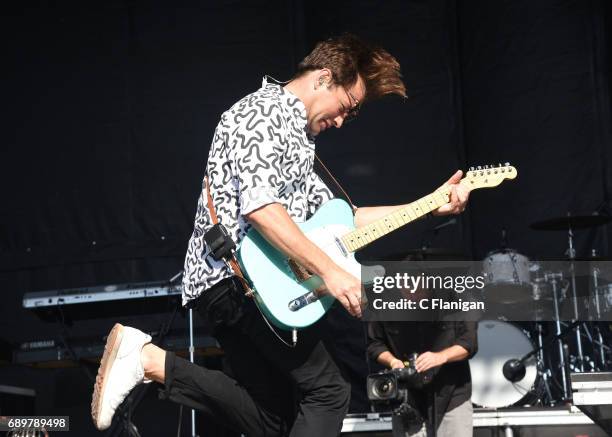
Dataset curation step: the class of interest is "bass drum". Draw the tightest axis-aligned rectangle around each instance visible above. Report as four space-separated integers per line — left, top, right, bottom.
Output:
471 320 538 408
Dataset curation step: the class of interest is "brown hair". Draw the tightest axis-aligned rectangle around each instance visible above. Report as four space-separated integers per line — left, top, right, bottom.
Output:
295 34 406 101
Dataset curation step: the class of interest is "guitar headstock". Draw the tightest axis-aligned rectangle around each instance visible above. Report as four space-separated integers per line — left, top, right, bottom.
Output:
463 163 517 189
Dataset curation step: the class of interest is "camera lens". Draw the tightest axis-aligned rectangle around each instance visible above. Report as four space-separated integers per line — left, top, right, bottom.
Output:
372 377 395 399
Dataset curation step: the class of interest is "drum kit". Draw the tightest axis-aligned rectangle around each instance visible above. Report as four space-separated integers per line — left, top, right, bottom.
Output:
471 212 612 409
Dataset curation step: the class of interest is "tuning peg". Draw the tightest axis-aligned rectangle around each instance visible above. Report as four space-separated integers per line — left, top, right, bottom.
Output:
469 166 474 171
504 162 510 166
477 166 482 170
498 162 502 167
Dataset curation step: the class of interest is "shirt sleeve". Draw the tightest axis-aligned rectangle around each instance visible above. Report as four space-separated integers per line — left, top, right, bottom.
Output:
367 321 391 364
306 171 335 217
453 321 478 359
228 101 289 216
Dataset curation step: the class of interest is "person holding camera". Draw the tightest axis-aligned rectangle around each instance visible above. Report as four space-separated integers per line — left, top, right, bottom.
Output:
367 321 478 437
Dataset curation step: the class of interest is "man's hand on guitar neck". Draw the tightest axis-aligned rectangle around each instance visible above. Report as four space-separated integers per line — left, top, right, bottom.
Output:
353 170 471 228
431 170 471 216
246 203 363 318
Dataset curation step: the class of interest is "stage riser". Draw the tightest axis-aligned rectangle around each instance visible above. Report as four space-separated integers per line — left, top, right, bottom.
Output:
342 424 608 437
341 409 609 436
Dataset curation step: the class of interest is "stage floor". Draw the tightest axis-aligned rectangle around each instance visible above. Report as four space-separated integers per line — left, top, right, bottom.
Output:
342 406 610 436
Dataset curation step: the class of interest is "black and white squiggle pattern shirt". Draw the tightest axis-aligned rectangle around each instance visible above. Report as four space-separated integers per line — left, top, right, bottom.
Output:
182 77 334 305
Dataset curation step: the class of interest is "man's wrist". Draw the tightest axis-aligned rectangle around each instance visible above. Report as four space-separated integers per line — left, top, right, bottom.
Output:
389 358 402 368
437 351 449 365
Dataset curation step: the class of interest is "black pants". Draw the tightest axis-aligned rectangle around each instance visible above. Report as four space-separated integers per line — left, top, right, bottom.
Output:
159 278 351 437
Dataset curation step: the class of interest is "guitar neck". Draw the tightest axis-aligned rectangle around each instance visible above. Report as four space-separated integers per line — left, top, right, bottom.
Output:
341 184 458 253
339 164 517 252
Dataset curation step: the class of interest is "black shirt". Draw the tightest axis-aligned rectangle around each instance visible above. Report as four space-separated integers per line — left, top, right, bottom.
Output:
366 321 478 430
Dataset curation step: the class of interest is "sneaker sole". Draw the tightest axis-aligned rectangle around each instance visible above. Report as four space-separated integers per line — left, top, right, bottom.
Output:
91 323 124 430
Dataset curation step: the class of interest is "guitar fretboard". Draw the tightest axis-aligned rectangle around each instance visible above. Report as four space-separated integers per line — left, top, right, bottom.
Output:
341 186 454 252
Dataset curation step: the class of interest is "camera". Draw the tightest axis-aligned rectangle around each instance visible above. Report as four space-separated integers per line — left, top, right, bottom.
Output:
367 353 432 404
367 367 414 403
367 354 433 433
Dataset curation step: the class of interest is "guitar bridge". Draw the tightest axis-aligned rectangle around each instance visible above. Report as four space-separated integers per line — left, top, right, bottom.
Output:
288 291 319 312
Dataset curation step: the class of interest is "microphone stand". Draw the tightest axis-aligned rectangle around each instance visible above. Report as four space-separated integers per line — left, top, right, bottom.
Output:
171 270 197 437
503 321 579 402
420 218 457 254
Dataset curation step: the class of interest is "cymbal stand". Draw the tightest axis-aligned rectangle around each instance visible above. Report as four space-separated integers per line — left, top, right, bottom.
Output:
590 266 607 369
546 272 571 400
566 214 585 371
535 322 554 405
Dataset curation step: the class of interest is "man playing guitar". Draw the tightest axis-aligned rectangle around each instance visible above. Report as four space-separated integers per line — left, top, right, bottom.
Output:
91 34 471 436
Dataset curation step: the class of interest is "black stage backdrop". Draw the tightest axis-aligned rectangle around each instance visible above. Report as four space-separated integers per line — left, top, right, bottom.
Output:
2 0 612 435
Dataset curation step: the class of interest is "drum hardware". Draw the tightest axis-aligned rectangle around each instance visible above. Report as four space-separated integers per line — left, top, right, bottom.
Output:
604 284 612 311
567 221 585 372
530 214 612 231
419 217 458 253
478 246 576 405
383 247 469 261
479 249 611 405
562 343 573 403
545 272 572 400
502 321 580 403
591 263 611 369
502 322 555 406
531 212 612 372
475 208 612 408
531 268 612 396
531 274 569 321
596 323 607 370
535 323 554 405
577 330 597 373
560 321 612 371
591 264 603 319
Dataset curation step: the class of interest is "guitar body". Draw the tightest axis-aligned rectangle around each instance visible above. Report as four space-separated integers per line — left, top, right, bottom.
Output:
237 199 360 330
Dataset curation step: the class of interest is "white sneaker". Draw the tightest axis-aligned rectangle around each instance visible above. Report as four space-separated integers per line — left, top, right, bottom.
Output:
91 323 152 430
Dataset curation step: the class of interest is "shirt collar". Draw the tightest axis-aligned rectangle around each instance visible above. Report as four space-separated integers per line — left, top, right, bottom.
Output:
262 76 308 132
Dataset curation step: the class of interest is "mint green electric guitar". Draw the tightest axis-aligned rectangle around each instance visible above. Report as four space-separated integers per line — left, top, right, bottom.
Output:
237 165 517 330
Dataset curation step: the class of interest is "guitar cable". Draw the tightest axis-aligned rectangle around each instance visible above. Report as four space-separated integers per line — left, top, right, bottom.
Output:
256 306 298 348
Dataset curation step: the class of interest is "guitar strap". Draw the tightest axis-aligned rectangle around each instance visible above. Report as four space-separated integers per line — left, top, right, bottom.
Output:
205 176 254 298
314 154 358 213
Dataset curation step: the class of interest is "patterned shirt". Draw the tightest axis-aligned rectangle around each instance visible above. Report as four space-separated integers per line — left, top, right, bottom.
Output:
182 77 334 305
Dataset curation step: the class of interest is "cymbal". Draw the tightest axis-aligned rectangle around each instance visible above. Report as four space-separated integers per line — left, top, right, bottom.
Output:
537 255 612 261
383 248 469 261
573 255 612 261
530 214 612 231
